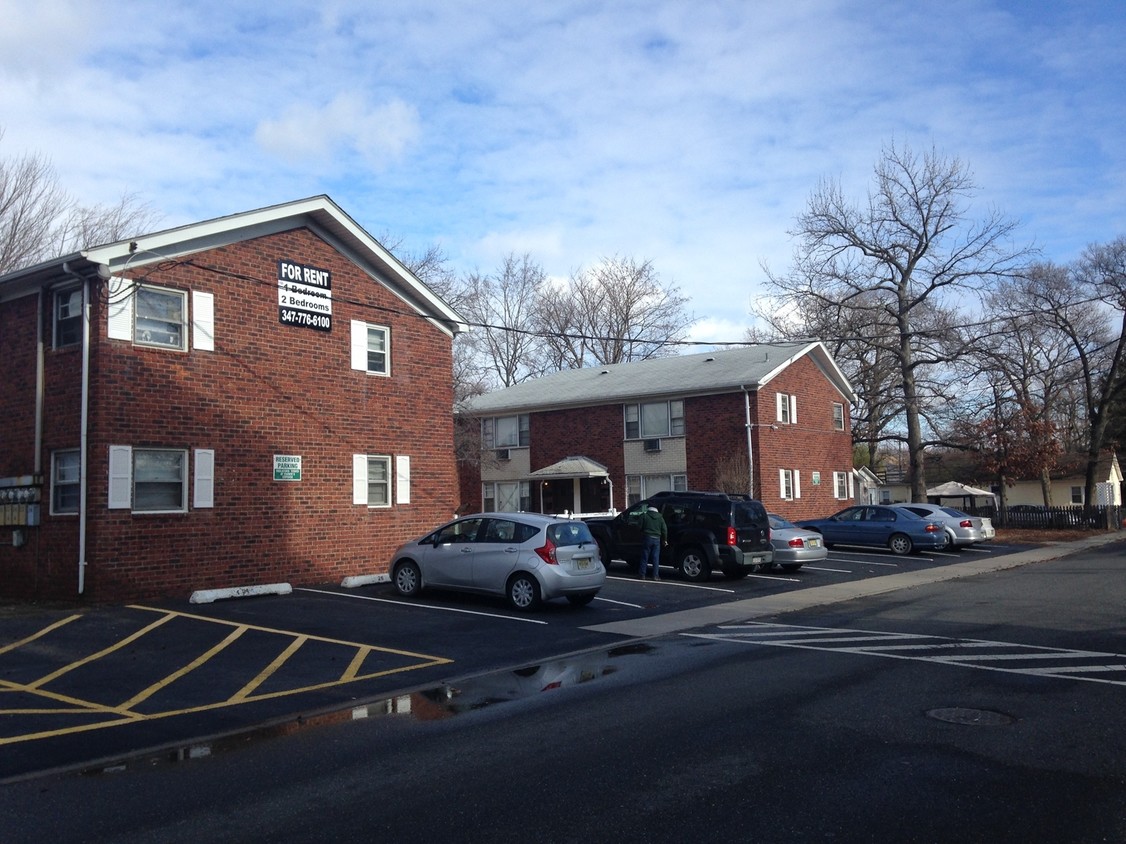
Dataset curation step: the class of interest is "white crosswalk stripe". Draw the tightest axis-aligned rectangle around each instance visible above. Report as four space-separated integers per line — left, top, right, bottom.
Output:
684 622 1126 686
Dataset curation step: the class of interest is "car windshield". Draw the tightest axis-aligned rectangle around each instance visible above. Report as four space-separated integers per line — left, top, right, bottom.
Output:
768 514 795 529
548 521 597 547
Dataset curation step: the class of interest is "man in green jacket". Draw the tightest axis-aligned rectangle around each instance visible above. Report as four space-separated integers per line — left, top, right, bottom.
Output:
638 505 667 580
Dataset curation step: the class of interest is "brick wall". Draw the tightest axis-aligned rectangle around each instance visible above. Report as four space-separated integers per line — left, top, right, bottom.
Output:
0 227 459 602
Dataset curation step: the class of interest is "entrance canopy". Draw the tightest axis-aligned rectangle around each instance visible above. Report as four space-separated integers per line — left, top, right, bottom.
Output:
528 456 613 515
926 481 997 508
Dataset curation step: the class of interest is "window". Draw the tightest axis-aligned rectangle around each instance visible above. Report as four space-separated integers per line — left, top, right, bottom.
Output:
776 393 797 425
483 481 531 512
367 456 391 507
625 400 684 439
51 450 80 513
350 320 390 375
779 469 801 501
108 446 188 512
54 288 83 348
482 415 530 449
625 473 687 505
1071 486 1083 505
832 402 845 431
134 287 187 349
833 471 853 500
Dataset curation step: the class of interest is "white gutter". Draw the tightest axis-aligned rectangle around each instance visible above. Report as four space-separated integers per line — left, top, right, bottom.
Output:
741 385 754 498
62 263 91 595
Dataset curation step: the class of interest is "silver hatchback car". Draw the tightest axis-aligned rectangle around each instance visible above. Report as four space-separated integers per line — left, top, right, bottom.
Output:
390 513 606 610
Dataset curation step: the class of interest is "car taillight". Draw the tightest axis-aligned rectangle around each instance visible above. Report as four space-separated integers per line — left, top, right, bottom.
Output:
925 524 941 533
959 520 973 528
788 537 804 548
726 526 737 546
535 539 558 564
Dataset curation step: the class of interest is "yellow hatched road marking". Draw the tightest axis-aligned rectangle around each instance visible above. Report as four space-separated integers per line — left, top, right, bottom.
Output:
230 635 308 702
0 614 83 656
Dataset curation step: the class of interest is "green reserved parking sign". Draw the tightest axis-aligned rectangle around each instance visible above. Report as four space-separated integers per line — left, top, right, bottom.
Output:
273 454 302 481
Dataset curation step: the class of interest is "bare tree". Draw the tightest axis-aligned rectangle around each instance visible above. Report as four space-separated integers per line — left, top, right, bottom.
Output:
1 129 160 273
1007 241 1126 510
763 142 1028 501
537 255 692 370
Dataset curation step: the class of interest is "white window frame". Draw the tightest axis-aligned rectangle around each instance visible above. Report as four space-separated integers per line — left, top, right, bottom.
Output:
833 471 853 500
776 393 798 425
51 449 81 514
625 473 688 505
107 279 188 351
832 402 845 431
350 320 391 376
108 446 188 513
54 287 83 348
1070 485 1083 505
353 454 393 508
483 414 530 449
483 480 531 513
624 400 684 439
779 468 801 501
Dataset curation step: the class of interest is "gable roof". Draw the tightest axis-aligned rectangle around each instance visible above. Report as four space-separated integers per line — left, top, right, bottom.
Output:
0 195 468 335
464 341 856 415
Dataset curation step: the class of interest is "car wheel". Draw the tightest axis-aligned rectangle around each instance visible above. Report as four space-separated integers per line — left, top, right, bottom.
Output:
780 563 803 572
596 542 612 570
945 530 958 550
507 572 541 611
677 547 709 582
888 533 914 555
393 560 422 597
567 593 596 607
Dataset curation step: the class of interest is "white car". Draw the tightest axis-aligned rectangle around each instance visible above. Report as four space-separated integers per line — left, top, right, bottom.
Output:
768 514 828 571
891 504 995 548
390 513 605 610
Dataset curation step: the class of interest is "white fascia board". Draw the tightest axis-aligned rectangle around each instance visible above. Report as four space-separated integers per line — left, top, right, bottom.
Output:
755 341 858 405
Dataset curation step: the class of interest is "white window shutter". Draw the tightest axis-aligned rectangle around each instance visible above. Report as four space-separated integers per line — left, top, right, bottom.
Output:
789 395 798 425
194 449 215 508
778 468 786 498
108 445 132 509
848 471 855 499
396 455 411 504
192 291 215 351
350 321 368 371
794 470 801 499
107 277 134 341
352 454 368 505
775 393 784 422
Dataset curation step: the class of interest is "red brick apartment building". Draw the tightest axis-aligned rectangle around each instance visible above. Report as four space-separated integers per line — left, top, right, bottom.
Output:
0 196 467 602
459 343 857 520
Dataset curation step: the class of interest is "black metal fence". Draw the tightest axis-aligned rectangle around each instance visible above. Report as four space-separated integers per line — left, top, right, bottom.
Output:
964 505 1122 530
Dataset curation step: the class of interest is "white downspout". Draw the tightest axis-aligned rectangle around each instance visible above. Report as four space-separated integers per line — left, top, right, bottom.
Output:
742 385 754 498
63 263 90 595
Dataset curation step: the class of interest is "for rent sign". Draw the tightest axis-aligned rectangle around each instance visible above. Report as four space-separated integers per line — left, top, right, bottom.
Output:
278 260 332 331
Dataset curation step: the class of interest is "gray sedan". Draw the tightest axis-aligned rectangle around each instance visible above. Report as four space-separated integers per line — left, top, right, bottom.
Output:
768 514 828 571
390 512 606 610
891 503 996 548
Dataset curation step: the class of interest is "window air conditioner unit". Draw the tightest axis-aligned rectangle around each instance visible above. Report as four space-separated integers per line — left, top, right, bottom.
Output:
643 438 662 453
495 449 511 461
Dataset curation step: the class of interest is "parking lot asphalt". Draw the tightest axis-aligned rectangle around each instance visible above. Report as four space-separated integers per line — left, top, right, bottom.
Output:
2 532 1123 783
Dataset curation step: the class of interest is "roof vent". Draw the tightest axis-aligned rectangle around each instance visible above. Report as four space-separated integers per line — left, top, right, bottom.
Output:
600 369 610 375
705 356 715 362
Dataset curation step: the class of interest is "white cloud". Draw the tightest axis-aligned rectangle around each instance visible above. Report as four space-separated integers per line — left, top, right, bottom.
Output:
255 94 420 169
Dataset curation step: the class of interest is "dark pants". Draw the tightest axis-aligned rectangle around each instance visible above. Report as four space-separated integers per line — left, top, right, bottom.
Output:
640 535 661 578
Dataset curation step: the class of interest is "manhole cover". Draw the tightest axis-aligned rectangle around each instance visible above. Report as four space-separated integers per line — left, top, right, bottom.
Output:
926 707 1015 726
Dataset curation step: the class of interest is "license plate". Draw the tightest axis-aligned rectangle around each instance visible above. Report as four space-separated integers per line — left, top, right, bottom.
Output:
809 538 821 547
750 556 763 564
576 558 591 570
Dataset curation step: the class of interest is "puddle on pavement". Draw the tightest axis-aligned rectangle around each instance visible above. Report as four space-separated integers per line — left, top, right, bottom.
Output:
81 642 660 778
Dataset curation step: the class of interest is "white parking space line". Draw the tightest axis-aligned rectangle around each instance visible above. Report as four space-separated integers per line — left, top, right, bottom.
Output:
607 576 736 593
828 556 900 567
295 588 548 625
595 596 645 608
803 565 852 573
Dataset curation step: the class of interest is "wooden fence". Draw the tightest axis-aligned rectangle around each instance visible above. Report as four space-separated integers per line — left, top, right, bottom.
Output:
965 505 1122 530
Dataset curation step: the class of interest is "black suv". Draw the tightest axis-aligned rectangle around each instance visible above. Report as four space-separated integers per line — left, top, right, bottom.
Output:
582 491 774 581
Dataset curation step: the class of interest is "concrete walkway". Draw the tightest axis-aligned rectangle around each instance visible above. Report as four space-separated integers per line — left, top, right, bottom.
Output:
584 533 1126 638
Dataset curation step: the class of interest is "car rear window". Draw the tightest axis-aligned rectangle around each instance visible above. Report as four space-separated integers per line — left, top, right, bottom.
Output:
548 521 597 547
732 500 767 527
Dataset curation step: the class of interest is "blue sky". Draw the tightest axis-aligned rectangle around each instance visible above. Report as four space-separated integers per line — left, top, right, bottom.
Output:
1 0 1123 344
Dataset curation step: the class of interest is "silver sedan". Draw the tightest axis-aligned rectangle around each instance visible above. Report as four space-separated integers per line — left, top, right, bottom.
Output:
891 503 996 548
768 514 828 571
390 512 606 610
